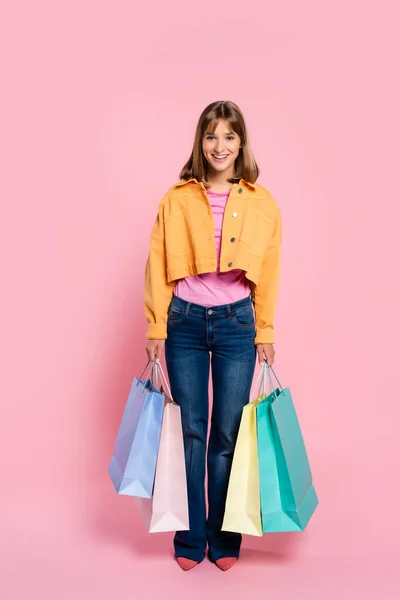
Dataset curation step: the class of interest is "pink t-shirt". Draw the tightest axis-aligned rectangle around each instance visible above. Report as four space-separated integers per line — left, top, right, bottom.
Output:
173 188 251 307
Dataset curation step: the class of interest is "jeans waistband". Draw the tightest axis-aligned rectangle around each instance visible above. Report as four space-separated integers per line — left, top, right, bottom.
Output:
170 293 253 317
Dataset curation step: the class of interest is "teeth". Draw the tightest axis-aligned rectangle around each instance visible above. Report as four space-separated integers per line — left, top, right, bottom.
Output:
213 155 227 159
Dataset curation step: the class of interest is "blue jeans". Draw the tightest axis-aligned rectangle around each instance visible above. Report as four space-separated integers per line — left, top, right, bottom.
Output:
165 293 257 562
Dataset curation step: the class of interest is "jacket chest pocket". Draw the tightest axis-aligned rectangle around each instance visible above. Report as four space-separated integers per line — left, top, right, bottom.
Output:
240 206 274 257
164 210 192 256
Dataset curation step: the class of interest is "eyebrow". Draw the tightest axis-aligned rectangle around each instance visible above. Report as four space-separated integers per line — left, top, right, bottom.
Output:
205 131 236 135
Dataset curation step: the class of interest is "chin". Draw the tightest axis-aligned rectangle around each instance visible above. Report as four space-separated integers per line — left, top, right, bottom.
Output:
211 160 235 172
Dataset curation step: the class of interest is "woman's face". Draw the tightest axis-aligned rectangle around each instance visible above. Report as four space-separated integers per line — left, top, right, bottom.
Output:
202 119 242 177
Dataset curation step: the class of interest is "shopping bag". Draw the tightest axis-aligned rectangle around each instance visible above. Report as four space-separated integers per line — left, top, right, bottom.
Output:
108 359 165 498
221 365 266 536
256 362 319 532
135 362 190 532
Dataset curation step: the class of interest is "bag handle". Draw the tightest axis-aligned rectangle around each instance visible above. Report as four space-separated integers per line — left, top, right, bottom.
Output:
136 357 160 392
250 360 284 401
266 362 283 394
153 360 178 405
263 361 284 400
138 358 151 381
250 359 271 400
250 363 264 400
259 361 269 398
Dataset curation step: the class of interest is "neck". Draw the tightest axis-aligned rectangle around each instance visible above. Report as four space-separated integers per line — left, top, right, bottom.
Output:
206 168 236 190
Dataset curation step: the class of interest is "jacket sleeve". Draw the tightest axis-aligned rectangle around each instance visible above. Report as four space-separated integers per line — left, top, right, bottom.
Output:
143 197 175 340
252 205 282 345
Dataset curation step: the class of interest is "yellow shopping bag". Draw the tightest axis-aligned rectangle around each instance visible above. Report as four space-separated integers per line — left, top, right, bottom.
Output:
221 366 266 537
221 404 263 535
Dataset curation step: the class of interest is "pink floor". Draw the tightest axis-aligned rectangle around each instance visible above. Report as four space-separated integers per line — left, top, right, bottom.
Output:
2 481 399 600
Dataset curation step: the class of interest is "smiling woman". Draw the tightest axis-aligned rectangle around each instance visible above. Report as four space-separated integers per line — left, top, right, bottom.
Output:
178 100 260 193
143 100 283 572
201 126 241 183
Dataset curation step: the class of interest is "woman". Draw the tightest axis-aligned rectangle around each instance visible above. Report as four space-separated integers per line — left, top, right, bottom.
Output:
144 100 282 571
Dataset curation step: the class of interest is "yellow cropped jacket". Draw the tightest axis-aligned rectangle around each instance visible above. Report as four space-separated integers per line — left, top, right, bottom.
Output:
144 177 282 345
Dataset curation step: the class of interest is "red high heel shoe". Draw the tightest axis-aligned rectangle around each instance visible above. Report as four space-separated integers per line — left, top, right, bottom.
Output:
215 557 237 571
176 557 199 571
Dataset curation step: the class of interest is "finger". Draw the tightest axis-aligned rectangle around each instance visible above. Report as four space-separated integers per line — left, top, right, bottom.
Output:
154 346 160 363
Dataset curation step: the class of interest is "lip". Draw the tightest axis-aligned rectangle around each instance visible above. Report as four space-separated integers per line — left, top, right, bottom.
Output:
212 154 229 162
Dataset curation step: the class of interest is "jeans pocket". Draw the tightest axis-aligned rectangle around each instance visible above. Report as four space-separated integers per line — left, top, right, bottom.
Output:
231 305 255 328
167 307 185 326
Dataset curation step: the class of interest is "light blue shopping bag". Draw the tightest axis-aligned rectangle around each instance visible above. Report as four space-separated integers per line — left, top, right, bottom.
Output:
256 362 318 533
108 359 165 498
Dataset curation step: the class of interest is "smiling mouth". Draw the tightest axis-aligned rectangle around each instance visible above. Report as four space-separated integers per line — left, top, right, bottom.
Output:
212 155 229 162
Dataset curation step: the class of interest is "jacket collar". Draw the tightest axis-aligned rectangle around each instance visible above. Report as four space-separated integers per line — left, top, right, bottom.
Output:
173 177 256 190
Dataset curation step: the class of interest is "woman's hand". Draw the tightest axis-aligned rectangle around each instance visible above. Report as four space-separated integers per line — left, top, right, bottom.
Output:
256 343 275 366
146 339 165 363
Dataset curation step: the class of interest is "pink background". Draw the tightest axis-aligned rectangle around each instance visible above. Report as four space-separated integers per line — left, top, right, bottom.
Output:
1 1 399 598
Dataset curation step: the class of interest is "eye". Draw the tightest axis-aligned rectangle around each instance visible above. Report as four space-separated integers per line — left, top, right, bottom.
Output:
205 135 235 141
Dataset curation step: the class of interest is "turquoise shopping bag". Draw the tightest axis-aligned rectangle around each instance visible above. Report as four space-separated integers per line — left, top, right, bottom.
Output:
256 362 318 533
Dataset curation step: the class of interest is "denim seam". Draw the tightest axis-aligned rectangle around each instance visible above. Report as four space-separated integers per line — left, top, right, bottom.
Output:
230 314 256 329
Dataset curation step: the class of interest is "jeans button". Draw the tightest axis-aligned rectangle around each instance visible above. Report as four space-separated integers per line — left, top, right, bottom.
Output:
207 309 213 315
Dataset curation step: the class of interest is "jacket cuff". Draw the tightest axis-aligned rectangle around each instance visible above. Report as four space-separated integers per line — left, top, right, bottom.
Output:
254 326 275 345
146 323 167 340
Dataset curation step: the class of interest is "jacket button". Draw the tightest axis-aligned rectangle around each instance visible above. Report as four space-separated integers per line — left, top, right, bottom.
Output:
228 262 233 267
238 187 242 193
230 237 235 242
232 212 238 217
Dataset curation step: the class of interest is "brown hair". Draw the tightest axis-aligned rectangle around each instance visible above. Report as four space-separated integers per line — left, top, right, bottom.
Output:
179 100 260 189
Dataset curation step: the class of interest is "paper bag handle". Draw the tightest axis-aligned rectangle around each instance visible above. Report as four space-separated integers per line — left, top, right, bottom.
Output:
250 360 284 400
